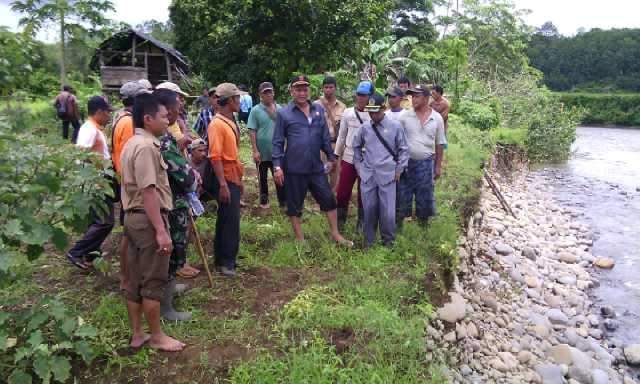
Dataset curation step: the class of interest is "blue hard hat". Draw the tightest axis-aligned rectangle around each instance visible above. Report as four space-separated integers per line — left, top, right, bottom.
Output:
355 81 374 96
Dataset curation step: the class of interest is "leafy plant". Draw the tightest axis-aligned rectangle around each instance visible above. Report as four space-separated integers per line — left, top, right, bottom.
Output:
1 298 98 384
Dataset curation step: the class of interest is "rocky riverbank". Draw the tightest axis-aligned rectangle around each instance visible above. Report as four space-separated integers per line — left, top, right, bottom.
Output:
427 170 640 384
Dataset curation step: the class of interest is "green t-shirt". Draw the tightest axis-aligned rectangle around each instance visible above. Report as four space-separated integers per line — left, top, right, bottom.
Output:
247 103 280 161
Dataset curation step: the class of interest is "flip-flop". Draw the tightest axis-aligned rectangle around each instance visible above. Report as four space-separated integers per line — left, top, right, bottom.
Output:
176 269 198 279
66 253 89 270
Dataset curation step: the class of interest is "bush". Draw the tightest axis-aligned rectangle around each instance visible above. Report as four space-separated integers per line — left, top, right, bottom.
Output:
557 92 640 126
526 97 581 163
457 100 499 130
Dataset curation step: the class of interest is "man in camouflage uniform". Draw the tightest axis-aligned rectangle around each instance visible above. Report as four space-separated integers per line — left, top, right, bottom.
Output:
155 88 198 321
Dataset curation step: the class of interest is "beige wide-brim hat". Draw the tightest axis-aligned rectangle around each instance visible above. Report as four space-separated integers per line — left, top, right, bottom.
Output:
156 81 189 97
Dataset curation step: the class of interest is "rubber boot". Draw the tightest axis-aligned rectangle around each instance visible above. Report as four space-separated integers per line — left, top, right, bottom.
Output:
337 207 348 231
161 280 191 321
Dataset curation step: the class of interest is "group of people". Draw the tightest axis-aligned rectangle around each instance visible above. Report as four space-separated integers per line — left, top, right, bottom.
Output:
58 72 448 352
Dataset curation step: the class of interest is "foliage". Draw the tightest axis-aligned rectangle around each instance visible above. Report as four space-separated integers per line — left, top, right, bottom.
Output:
526 96 582 162
0 28 38 97
528 28 640 92
392 0 439 42
170 0 396 87
454 0 531 81
457 100 499 130
0 298 99 384
135 19 175 45
0 116 111 282
557 92 640 126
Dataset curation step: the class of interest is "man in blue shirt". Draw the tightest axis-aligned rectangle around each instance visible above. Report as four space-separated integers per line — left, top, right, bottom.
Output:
238 84 253 124
272 75 352 246
193 86 217 143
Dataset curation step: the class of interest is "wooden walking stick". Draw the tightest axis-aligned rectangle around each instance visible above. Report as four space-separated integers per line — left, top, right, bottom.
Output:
182 147 214 288
188 211 214 288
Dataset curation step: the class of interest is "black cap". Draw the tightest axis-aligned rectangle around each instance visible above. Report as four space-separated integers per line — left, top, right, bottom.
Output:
87 96 113 115
364 94 386 113
385 86 404 98
406 84 431 96
259 82 274 93
290 75 310 87
322 76 337 86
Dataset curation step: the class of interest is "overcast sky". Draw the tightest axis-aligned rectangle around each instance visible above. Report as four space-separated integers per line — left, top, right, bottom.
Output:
1 0 638 41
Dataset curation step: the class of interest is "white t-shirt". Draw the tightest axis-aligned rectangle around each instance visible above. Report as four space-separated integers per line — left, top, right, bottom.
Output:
385 108 406 121
76 120 110 160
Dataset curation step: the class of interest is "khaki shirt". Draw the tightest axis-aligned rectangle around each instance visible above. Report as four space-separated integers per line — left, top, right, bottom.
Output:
314 96 346 140
120 128 173 211
400 94 413 110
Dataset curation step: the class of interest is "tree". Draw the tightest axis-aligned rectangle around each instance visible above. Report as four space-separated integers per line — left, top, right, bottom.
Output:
536 21 559 38
453 0 532 81
170 0 396 88
136 19 175 45
11 0 115 88
0 28 37 98
392 0 440 42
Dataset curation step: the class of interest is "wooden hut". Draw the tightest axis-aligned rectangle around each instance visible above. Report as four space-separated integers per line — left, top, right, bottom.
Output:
91 29 189 92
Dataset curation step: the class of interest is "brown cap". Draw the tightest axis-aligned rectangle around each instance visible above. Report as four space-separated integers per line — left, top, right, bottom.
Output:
290 75 310 87
259 82 274 93
215 83 242 98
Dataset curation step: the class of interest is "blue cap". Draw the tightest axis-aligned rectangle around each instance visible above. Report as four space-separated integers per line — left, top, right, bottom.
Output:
356 81 374 96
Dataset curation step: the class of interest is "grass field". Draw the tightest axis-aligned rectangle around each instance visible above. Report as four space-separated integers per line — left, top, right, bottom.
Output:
1 116 493 383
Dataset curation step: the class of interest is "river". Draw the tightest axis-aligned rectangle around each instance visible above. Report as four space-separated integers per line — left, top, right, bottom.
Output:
533 126 640 346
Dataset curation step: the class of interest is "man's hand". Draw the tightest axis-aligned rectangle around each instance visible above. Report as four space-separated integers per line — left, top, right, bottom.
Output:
274 168 284 187
194 171 202 186
177 136 192 150
156 229 173 256
434 164 442 180
395 171 402 182
239 182 245 197
326 161 335 173
252 150 261 165
219 184 231 204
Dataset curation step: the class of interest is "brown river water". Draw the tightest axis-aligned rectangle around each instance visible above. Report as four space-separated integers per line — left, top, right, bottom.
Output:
532 126 640 346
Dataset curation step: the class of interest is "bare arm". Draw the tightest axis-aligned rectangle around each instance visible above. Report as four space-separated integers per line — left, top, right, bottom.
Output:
334 113 348 157
212 159 230 203
435 145 444 180
248 130 260 163
142 186 172 254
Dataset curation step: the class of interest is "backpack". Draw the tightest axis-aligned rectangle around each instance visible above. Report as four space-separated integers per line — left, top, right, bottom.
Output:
55 95 69 119
200 159 219 202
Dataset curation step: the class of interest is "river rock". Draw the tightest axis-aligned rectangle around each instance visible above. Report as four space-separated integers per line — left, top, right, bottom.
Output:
443 331 456 343
591 369 609 384
481 294 500 312
603 319 619 332
557 275 577 286
601 306 616 318
623 344 640 365
456 322 468 340
495 242 515 255
523 246 537 260
568 365 592 384
594 258 615 269
518 350 533 364
549 344 593 368
437 293 466 323
535 364 565 384
467 322 479 339
547 309 570 325
525 275 540 288
557 251 579 263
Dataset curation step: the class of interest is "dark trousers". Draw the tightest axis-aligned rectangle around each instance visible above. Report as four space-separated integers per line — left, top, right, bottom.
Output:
238 111 250 124
397 158 436 223
259 161 286 206
62 119 81 143
214 182 241 269
68 195 115 261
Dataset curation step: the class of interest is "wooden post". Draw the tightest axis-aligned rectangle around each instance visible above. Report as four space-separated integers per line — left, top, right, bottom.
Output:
99 52 104 67
144 51 148 70
165 52 172 82
131 35 136 66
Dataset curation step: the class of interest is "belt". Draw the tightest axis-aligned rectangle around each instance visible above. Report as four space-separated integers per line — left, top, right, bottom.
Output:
126 208 171 215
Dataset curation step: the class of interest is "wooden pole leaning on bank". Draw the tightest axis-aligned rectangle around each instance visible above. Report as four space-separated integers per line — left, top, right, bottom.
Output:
484 172 517 218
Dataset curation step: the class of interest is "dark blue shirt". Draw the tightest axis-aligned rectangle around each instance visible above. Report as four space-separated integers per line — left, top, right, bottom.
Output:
272 101 336 174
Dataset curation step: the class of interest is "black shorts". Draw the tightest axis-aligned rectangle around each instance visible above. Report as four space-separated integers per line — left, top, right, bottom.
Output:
285 172 337 217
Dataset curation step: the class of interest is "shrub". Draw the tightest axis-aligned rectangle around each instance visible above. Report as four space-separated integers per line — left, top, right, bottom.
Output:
526 97 581 163
557 92 640 126
457 100 499 130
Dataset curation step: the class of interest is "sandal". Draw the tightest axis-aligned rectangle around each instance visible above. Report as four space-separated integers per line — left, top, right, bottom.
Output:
66 253 89 270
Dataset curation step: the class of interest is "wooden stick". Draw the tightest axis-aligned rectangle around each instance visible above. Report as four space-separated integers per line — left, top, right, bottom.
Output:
188 211 214 288
484 172 516 218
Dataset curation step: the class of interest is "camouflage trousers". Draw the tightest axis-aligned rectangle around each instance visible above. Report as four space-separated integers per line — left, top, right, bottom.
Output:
168 207 189 279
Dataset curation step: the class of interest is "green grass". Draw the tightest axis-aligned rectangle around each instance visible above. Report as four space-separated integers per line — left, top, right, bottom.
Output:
0 117 490 383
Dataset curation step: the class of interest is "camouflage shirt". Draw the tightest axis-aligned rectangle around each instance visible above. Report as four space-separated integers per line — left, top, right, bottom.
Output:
160 134 197 210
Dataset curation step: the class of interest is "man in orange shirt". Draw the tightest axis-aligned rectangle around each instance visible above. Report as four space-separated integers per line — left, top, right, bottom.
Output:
207 83 244 277
111 81 151 288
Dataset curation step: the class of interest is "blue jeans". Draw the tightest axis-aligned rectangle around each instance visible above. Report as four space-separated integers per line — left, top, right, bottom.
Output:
397 158 435 223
